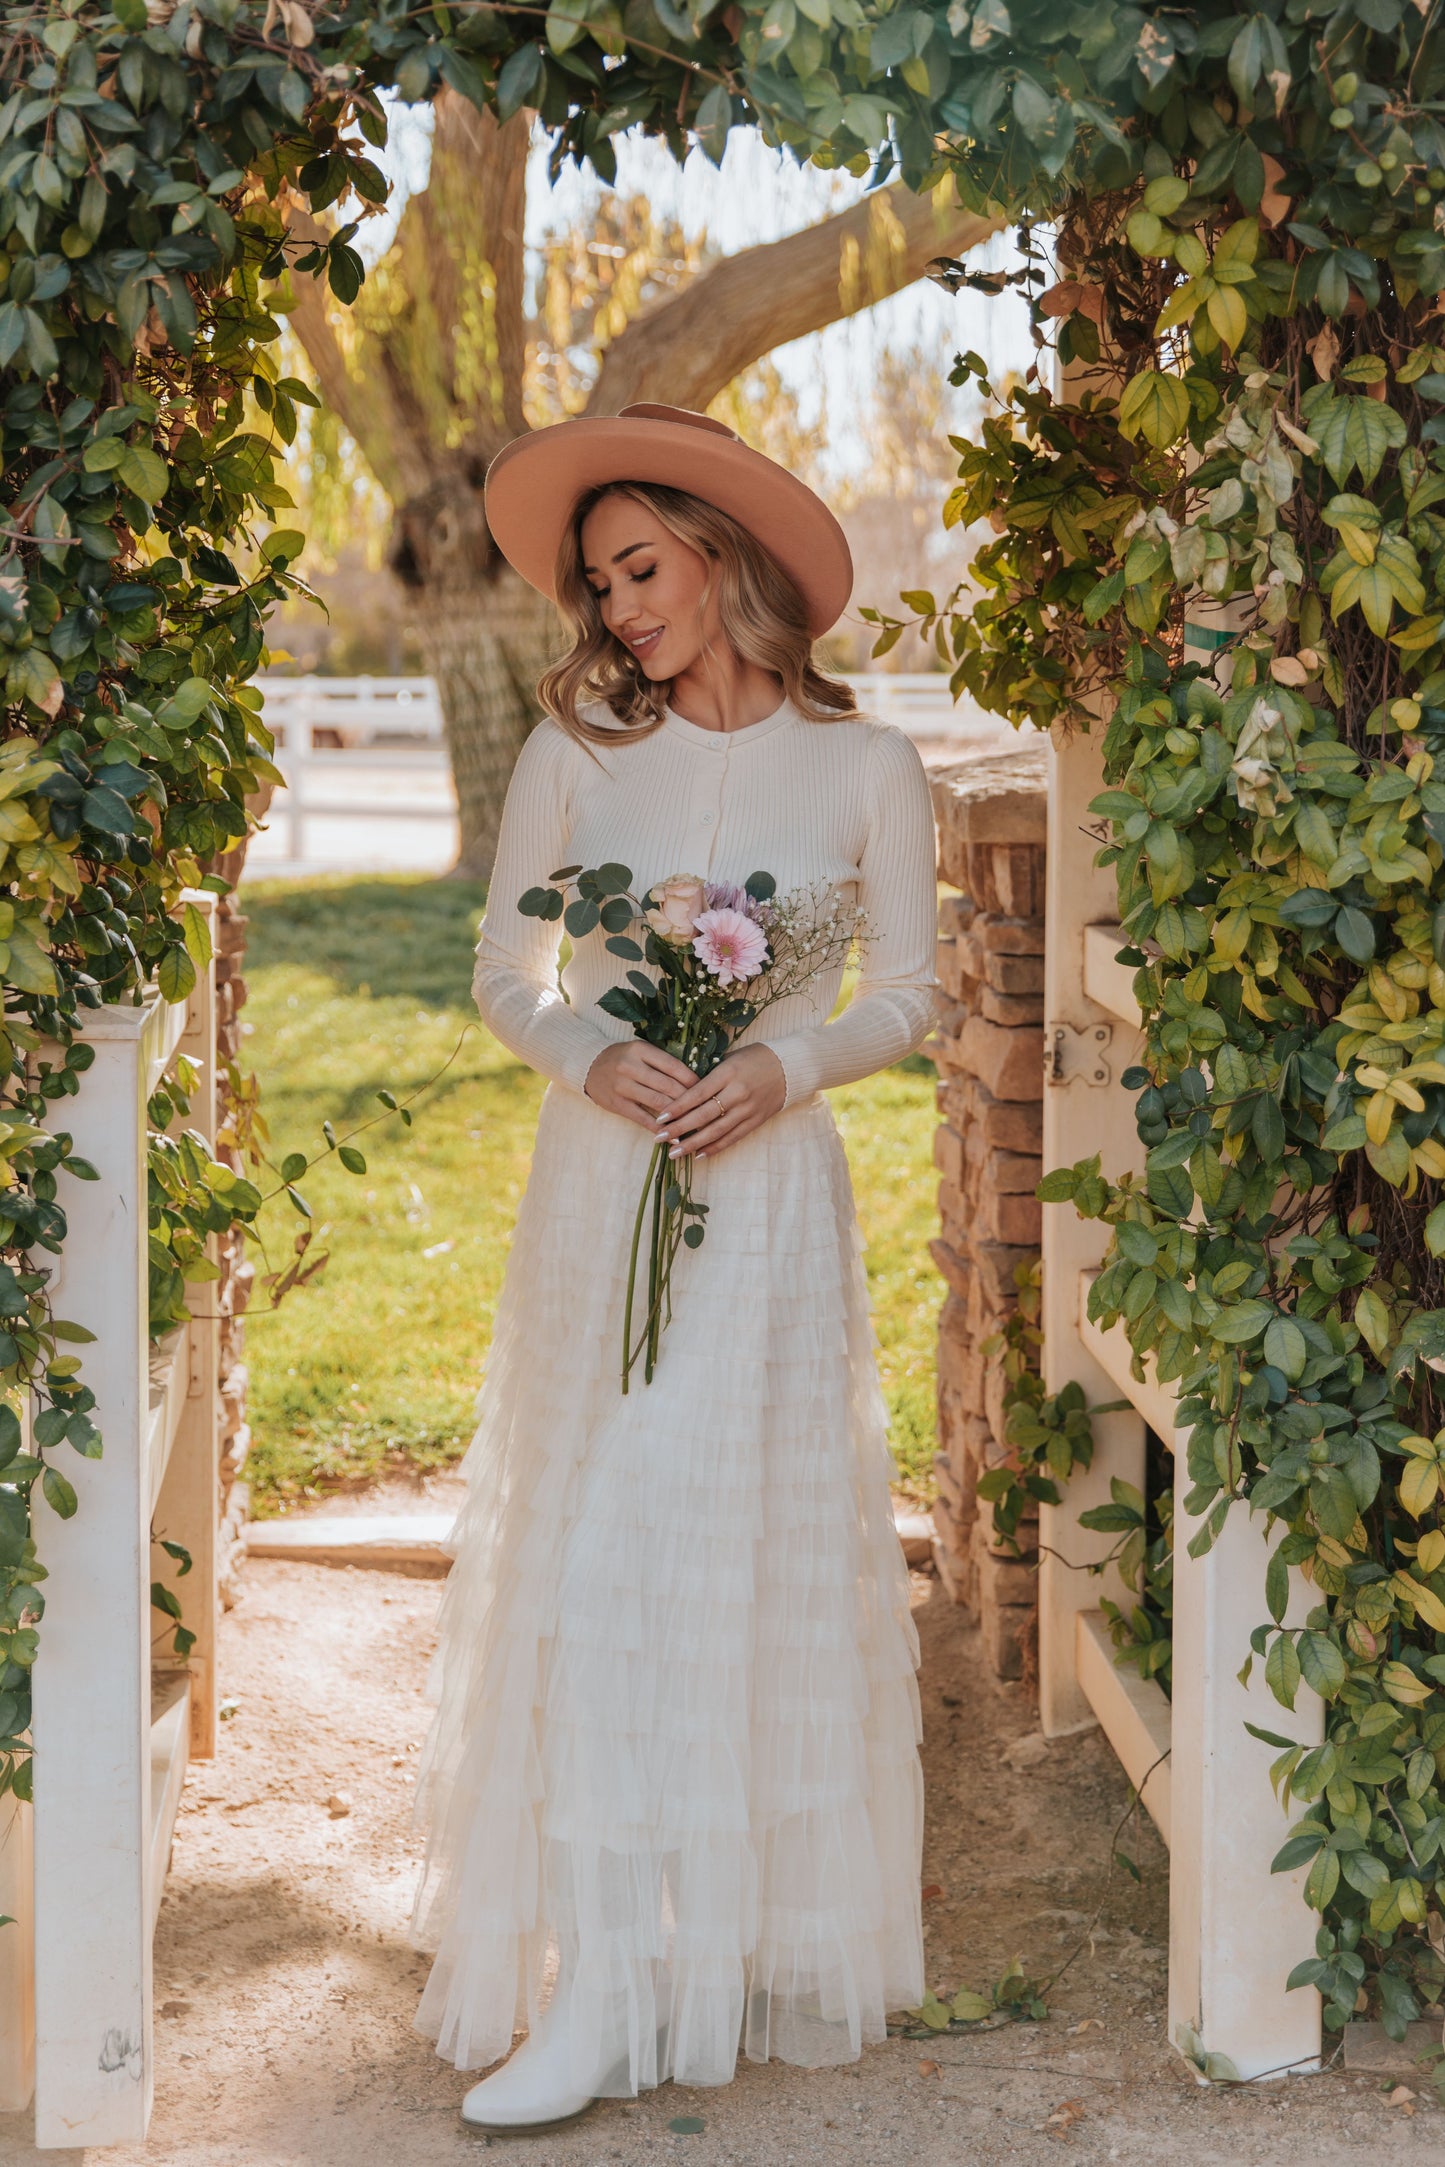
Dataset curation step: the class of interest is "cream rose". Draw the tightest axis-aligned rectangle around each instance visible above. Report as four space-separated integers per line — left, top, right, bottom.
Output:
644 873 707 945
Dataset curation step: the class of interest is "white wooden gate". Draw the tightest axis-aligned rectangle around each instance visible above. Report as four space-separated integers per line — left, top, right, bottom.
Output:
1039 728 1324 2079
0 895 219 2144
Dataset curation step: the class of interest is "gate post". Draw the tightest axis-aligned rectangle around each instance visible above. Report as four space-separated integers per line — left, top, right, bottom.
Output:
30 995 172 2146
1168 1479 1323 2077
1038 724 1149 1735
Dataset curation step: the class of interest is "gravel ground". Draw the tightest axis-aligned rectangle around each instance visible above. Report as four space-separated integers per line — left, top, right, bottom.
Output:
4 1530 1444 2166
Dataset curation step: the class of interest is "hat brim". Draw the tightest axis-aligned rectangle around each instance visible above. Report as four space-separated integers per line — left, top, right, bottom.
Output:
483 415 853 640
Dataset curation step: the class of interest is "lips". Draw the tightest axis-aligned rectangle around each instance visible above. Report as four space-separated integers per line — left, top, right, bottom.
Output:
628 626 664 656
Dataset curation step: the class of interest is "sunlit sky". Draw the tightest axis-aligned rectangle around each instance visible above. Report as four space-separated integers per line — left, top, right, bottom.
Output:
371 104 1034 484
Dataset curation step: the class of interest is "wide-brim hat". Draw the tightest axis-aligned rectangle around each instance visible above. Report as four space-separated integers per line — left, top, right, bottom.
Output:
483 404 853 639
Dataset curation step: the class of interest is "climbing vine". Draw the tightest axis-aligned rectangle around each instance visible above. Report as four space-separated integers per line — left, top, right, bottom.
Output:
1 0 1441 2055
859 0 1445 2047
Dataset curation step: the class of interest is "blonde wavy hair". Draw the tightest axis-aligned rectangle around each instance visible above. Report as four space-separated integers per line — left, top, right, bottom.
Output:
536 480 857 747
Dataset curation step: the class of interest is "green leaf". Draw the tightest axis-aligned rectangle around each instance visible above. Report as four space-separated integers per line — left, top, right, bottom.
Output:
1117 369 1190 448
41 1466 76 1519
1266 1631 1301 1710
1265 1544 1288 1624
496 42 545 120
694 82 732 165
1211 1300 1273 1345
1263 1316 1307 1381
156 944 196 1004
337 1145 366 1174
181 901 212 970
116 441 168 503
1297 1630 1347 1700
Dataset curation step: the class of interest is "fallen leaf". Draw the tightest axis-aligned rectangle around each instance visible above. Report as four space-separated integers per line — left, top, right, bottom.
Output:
1045 2096 1087 2129
1067 2017 1100 2034
918 2058 941 2078
921 1883 945 1901
326 1791 351 1818
668 2115 705 2133
1388 2085 1417 2114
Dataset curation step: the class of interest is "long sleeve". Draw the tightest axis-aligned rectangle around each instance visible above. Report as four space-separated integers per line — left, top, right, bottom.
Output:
471 722 614 1097
764 725 938 1106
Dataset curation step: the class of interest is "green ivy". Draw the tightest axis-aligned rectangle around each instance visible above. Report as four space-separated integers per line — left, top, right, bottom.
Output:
876 3 1445 2041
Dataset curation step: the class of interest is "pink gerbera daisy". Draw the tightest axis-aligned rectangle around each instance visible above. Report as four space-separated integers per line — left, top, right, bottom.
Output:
692 908 768 986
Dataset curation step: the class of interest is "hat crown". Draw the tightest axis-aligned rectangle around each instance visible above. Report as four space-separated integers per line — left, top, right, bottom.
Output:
617 402 739 443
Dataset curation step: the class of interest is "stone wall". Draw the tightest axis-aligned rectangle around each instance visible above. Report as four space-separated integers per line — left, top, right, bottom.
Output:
929 745 1049 1679
210 808 266 1608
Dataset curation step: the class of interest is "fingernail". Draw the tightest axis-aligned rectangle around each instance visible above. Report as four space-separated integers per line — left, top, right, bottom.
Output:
668 1143 683 1159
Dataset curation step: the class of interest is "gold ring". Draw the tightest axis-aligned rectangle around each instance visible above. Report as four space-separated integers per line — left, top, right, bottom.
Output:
712 1093 724 1113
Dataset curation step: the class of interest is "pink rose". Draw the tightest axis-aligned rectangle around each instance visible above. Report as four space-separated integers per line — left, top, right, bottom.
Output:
692 908 769 986
644 873 708 945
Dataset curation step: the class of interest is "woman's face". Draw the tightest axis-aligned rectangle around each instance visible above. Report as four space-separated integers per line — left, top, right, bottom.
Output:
579 493 718 681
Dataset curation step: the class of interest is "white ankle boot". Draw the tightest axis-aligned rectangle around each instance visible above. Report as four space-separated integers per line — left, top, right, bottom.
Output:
459 1974 613 2133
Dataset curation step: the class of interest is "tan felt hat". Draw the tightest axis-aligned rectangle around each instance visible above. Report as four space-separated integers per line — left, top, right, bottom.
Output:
483 404 854 638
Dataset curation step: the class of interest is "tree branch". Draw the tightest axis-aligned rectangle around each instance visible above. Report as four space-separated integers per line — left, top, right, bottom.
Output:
585 185 1006 417
283 206 426 501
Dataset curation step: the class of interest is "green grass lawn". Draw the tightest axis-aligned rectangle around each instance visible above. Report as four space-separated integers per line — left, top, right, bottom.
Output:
237 874 942 1509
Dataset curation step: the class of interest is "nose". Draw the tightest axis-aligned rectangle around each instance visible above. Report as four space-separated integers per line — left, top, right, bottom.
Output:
608 588 644 632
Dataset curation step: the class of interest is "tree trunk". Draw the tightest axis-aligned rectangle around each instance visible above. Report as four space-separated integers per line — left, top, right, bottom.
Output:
411 561 557 881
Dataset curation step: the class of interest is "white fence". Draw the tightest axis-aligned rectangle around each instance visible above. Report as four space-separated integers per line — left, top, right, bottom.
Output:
244 673 1032 879
0 897 221 2146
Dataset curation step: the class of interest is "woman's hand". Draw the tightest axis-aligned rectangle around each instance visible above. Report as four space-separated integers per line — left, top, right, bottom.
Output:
656 1045 787 1161
584 1040 697 1131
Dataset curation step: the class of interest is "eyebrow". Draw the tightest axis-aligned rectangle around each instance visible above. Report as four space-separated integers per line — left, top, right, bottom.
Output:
583 540 654 577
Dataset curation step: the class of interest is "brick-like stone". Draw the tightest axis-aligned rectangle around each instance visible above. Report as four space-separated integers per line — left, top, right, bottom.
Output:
977 913 1046 956
938 1289 971 1356
937 941 979 1005
956 1015 1045 1101
984 1362 1011 1452
980 1189 1043 1246
988 844 1046 919
933 1124 965 1188
933 1449 966 1516
985 950 1045 996
933 991 968 1045
933 1537 976 1609
980 1596 1035 1681
928 1235 971 1301
978 1550 1040 1608
937 891 975 938
980 986 1044 1029
973 1240 1038 1307
936 1177 968 1249
977 1146 1043 1196
930 745 1049 889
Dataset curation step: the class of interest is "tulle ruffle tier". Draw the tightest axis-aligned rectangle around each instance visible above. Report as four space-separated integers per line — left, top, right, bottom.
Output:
407 1084 925 2092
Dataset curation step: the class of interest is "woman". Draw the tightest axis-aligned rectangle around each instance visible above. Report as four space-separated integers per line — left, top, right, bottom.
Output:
407 403 938 2134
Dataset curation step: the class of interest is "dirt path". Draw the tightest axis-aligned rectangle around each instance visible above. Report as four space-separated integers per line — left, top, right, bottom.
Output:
3 1543 1441 2166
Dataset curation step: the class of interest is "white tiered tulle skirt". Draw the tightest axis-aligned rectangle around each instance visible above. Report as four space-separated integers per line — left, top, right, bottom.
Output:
407 1082 925 2093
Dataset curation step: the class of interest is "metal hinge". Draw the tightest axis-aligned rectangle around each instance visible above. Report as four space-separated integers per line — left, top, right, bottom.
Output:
1045 1020 1114 1089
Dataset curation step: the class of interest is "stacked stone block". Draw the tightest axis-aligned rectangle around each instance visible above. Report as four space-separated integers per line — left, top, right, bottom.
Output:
928 745 1049 1679
209 793 268 1607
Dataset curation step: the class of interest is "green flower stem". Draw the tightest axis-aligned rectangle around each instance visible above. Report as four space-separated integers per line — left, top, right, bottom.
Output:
621 1137 666 1395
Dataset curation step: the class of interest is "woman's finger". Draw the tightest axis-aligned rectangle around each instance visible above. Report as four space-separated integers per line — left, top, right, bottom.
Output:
636 1044 697 1090
664 1083 743 1141
669 1096 753 1157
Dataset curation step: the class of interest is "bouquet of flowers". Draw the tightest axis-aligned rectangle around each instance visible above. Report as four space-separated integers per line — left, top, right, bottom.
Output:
518 862 865 1389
